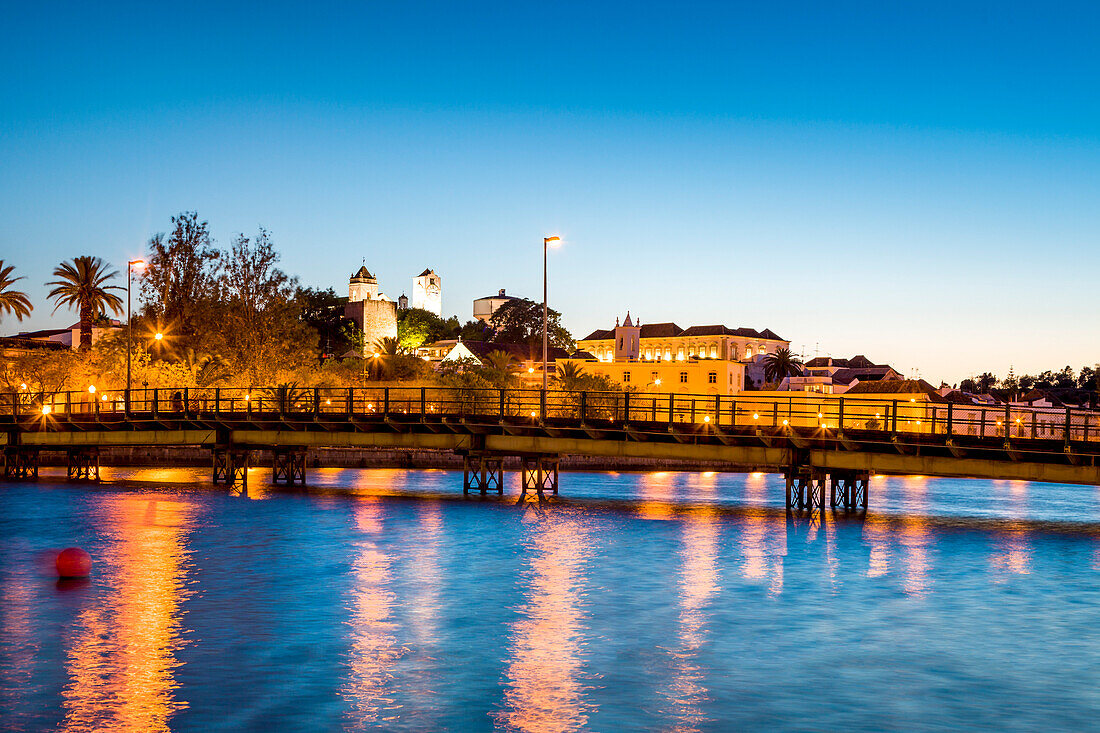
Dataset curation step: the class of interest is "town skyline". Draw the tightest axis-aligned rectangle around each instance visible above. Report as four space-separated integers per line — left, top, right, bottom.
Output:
4 3 1099 384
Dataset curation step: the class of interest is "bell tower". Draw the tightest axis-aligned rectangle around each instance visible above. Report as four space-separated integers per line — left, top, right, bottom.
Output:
412 268 442 316
614 311 641 361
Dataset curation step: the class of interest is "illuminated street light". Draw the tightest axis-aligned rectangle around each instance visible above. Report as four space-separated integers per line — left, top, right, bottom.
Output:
155 332 163 341
126 259 146 406
542 236 561 394
41 405 51 415
88 385 96 394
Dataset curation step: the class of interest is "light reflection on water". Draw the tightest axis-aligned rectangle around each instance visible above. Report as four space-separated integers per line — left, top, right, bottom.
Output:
1 468 1100 731
59 495 196 732
497 506 593 732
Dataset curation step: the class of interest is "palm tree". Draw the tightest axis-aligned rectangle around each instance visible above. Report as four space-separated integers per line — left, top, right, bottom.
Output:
371 336 401 356
0 261 33 323
46 256 123 350
482 349 518 389
554 360 587 391
762 347 802 385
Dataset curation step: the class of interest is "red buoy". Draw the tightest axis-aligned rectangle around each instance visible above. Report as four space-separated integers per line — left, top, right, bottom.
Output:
56 547 92 578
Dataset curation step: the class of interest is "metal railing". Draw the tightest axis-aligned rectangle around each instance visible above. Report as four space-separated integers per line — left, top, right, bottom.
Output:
4 387 1099 444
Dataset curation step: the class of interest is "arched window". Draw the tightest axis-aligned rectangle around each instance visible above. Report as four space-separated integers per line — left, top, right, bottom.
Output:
664 348 672 360
709 345 718 358
745 345 754 358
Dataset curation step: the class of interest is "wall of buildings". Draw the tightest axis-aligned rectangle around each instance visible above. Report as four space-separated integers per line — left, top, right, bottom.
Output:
562 358 746 396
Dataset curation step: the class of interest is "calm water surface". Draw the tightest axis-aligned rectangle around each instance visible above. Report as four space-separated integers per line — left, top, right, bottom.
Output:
2 467 1100 731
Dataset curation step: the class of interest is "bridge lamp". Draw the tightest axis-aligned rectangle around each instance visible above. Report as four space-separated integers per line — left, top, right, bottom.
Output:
817 412 823 419
155 332 163 341
528 367 535 374
782 419 789 426
703 415 711 423
20 383 26 390
916 420 922 426
325 399 331 405
244 394 250 401
41 405 51 415
654 378 661 386
753 413 759 420
88 385 96 394
101 394 109 402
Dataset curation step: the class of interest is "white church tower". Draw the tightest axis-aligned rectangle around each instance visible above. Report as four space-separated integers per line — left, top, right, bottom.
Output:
412 268 442 316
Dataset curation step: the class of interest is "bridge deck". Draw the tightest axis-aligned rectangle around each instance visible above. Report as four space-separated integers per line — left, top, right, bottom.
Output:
2 385 1099 486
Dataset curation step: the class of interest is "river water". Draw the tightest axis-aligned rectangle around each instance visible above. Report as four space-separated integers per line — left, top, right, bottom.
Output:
2 468 1100 731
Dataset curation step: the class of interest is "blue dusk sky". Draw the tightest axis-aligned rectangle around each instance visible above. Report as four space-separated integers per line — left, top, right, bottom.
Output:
2 1 1098 383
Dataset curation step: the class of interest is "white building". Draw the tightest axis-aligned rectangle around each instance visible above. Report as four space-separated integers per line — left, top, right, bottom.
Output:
412 268 442 316
473 288 519 323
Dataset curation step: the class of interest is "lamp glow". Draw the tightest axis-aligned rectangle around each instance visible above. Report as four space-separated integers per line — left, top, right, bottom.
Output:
41 405 51 415
88 385 96 394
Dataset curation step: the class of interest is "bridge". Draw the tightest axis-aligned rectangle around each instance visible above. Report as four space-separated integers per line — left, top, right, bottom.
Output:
3 386 1099 510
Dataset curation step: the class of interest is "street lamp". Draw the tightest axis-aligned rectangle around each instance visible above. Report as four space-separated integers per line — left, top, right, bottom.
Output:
126 259 145 408
542 236 561 393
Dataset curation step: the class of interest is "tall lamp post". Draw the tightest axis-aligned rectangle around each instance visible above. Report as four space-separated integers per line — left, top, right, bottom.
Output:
542 236 560 393
126 259 145 410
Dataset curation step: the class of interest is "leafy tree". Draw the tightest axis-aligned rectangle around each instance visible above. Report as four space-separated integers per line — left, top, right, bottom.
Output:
976 372 997 393
217 229 314 383
397 307 452 351
0 261 32 323
1018 374 1035 391
141 212 222 335
459 319 493 342
762 347 802 384
296 286 353 358
959 378 978 393
488 298 573 350
1078 366 1098 391
46 256 124 350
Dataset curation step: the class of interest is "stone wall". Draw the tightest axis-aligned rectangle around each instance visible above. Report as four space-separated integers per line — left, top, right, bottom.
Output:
344 299 398 351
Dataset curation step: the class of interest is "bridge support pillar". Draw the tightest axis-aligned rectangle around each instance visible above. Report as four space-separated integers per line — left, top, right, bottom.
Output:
829 471 869 512
66 448 100 482
463 453 504 496
519 455 559 502
272 448 307 486
785 467 825 512
213 448 250 486
3 447 39 481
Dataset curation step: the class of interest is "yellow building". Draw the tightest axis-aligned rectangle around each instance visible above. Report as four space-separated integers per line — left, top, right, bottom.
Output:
561 357 746 396
576 313 789 363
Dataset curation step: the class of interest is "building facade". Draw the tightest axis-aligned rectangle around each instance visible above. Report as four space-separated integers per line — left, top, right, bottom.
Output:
412 268 442 316
576 314 789 364
343 265 397 353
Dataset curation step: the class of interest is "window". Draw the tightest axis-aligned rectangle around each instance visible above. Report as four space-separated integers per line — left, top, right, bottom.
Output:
710 345 718 358
645 348 653 360
708 372 717 384
680 371 688 383
730 344 738 359
688 346 695 356
664 348 672 360
745 346 754 358
623 371 631 383
619 338 623 349
677 348 685 360
651 371 658 381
